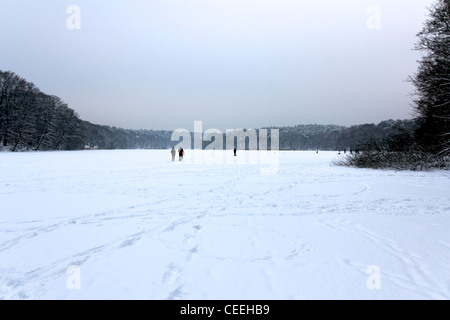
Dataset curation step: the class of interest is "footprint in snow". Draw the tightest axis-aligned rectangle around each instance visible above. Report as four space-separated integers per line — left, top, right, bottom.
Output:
186 246 198 261
162 263 181 286
167 286 184 300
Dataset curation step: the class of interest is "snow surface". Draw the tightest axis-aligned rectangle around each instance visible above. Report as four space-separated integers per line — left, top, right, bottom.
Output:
0 150 449 300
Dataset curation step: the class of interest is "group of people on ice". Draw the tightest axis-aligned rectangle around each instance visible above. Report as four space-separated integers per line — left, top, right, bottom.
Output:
170 147 238 162
171 147 184 161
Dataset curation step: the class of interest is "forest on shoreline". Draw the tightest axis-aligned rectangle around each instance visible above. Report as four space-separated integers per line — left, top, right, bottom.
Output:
0 70 418 153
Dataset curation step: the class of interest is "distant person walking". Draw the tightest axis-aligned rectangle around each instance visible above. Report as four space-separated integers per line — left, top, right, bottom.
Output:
178 147 184 161
171 147 176 161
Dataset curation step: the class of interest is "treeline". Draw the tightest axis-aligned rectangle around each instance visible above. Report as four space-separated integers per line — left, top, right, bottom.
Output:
83 120 421 151
1 69 422 153
0 71 84 151
82 121 172 150
0 70 173 151
275 120 419 151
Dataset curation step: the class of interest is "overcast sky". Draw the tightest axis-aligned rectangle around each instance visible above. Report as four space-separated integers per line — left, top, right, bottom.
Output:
0 0 435 131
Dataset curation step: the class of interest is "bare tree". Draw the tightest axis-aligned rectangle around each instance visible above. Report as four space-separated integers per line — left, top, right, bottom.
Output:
0 71 24 147
410 0 450 156
10 81 39 151
1 70 84 152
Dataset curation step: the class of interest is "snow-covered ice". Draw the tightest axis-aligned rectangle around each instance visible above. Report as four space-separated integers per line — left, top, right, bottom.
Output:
0 150 449 300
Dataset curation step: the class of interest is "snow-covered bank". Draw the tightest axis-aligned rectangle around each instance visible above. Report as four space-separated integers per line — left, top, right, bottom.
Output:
0 150 449 299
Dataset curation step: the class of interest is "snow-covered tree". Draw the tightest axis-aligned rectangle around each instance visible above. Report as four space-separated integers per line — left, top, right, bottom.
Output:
0 71 84 151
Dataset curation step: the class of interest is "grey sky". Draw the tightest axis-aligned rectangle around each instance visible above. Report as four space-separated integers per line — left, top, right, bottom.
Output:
0 0 435 131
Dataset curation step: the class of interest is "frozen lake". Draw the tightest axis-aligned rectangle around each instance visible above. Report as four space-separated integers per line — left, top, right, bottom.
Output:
0 150 449 299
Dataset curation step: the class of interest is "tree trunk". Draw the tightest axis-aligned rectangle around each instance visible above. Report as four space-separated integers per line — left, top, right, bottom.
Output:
2 101 9 147
34 130 47 151
53 131 65 150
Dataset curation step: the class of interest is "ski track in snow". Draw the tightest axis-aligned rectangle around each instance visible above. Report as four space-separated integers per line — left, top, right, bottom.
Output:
319 218 447 299
0 150 449 299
